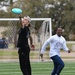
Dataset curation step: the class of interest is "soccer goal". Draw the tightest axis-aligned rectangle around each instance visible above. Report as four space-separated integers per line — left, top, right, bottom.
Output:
0 18 52 62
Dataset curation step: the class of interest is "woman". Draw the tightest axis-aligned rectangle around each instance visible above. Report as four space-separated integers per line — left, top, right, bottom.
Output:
17 15 34 75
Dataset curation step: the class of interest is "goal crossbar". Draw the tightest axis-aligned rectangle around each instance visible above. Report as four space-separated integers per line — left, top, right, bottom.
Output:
0 18 51 21
0 18 52 36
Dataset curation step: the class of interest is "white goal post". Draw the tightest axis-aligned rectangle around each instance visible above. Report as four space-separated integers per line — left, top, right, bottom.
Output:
0 18 52 37
0 18 52 61
0 18 52 51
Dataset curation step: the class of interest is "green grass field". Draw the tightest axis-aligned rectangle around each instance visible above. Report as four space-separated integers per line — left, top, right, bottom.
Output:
0 61 75 75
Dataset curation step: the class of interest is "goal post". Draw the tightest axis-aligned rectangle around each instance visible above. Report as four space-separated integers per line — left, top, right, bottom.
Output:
0 18 52 36
0 18 52 62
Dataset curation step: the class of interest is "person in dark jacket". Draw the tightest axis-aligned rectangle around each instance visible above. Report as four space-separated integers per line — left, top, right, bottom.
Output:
17 15 34 75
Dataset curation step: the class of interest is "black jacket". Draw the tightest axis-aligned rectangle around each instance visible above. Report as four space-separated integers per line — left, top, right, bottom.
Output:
17 26 30 48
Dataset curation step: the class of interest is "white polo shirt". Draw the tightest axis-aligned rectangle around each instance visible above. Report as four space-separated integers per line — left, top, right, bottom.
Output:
40 34 69 57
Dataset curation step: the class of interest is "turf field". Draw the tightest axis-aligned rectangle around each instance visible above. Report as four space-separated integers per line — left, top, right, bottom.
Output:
0 61 75 75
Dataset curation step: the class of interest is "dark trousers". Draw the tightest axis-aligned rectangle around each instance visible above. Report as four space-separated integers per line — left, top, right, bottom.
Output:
51 55 64 75
18 48 31 75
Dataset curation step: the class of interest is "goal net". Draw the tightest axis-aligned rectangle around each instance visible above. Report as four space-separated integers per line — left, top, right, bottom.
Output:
0 18 52 62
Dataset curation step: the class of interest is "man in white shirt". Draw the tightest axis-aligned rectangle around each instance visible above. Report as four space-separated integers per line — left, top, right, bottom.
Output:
40 27 71 75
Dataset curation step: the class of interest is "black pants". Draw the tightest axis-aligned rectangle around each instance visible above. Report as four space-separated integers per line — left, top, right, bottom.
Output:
18 48 31 75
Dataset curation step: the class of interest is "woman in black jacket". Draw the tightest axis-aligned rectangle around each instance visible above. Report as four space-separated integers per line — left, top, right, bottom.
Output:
17 15 34 75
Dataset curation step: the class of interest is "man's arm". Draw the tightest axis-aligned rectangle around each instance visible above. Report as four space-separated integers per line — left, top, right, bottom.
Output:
40 40 49 54
62 39 71 53
40 37 54 61
40 40 49 61
40 37 53 54
40 38 51 61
